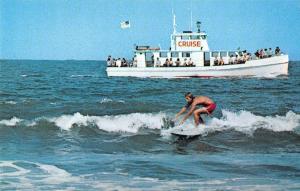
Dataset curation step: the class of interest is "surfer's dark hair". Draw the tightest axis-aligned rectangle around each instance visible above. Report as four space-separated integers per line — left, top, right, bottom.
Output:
185 92 193 98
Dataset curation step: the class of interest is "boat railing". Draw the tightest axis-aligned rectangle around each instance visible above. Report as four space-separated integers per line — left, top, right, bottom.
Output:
107 50 284 68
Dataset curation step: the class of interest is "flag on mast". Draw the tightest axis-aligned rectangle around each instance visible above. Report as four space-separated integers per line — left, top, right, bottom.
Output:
120 21 130 29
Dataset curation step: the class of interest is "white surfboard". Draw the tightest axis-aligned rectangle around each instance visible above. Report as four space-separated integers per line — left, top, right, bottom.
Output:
171 125 204 138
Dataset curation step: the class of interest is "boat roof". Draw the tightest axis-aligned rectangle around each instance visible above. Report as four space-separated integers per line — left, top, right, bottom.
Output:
172 31 207 36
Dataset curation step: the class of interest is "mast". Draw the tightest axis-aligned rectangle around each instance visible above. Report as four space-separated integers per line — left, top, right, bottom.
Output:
190 1 193 31
190 9 193 31
172 10 177 34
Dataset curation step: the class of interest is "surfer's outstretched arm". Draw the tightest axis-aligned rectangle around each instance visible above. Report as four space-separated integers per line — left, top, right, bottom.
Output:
175 107 187 120
179 105 196 125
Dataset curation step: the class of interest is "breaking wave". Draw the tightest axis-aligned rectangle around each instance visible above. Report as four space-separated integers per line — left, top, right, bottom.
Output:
49 112 165 133
0 110 299 136
0 117 22 126
208 110 300 135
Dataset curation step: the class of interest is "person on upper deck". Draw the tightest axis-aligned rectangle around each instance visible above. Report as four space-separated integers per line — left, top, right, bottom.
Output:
229 55 234 64
260 49 266 59
264 49 268 58
116 58 121 67
175 92 216 126
267 48 273 57
107 55 112 66
275 47 281 55
255 50 260 59
234 54 240 64
111 58 116 67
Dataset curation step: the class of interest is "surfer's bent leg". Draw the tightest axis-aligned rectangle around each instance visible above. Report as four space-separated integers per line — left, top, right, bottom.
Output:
193 109 206 126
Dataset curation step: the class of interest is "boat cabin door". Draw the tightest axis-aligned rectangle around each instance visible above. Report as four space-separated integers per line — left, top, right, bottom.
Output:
204 52 210 66
145 52 154 67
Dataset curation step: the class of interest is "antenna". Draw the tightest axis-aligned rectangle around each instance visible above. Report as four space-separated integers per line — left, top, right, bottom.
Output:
190 10 193 31
172 9 177 34
190 1 193 31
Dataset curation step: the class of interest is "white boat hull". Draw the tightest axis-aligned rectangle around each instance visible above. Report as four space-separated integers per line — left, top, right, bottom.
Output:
106 55 289 78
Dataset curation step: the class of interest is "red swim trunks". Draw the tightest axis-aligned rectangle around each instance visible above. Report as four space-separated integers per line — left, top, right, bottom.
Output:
206 103 216 114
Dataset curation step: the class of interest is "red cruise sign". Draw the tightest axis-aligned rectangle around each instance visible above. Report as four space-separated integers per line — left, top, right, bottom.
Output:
177 41 201 47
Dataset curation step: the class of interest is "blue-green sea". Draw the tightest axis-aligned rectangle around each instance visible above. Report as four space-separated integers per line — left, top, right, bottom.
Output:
0 60 300 190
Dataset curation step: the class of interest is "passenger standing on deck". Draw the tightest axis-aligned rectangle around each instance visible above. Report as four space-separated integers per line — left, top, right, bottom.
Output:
214 56 218 65
219 57 224 65
268 48 273 57
169 58 174 67
116 58 121 67
175 92 216 126
188 58 194 66
183 58 188 66
163 58 169 67
275 47 281 55
175 58 181 67
155 57 161 67
107 55 112 66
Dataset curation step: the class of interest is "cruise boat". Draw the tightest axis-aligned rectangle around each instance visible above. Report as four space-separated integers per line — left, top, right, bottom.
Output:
106 15 289 78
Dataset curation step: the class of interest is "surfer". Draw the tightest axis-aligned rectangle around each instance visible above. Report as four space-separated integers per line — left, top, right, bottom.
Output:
175 92 216 126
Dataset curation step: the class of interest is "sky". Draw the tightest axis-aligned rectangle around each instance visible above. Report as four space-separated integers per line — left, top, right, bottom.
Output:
1 0 300 60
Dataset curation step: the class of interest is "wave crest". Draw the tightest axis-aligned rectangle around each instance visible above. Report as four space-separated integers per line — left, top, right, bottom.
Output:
50 112 166 133
0 117 22 126
1 110 299 136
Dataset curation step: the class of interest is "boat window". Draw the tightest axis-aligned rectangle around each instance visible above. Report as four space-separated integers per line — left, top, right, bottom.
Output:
220 52 227 57
191 35 200 40
171 52 179 57
160 52 168 57
181 35 189 40
201 35 207 40
212 52 219 58
182 52 191 57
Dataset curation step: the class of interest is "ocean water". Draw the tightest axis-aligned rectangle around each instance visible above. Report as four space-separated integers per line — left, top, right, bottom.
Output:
0 60 300 190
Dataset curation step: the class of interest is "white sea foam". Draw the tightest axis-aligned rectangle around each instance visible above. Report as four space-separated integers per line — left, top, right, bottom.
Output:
0 160 299 190
0 117 22 126
37 163 80 184
0 161 31 176
99 98 125 104
50 112 166 133
50 110 300 135
70 74 94 78
162 110 300 137
1 110 299 136
3 101 17 105
91 177 298 191
254 72 284 78
207 110 300 135
99 98 113 103
0 160 80 190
